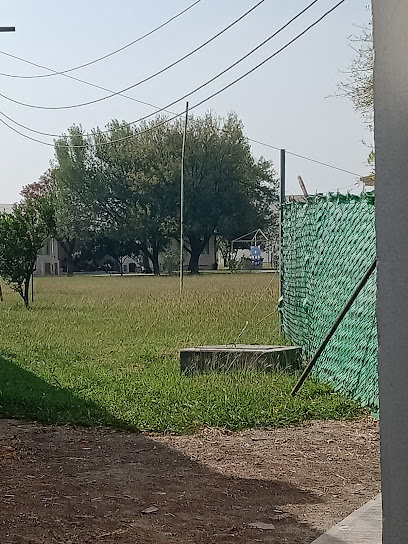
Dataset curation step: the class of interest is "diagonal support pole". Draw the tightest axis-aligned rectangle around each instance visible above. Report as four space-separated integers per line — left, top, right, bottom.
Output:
291 258 377 396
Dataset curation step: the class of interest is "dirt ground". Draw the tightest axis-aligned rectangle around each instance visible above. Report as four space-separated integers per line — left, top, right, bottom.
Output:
0 418 380 544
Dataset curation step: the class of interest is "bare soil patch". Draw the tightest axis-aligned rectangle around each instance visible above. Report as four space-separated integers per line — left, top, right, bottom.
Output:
0 418 380 544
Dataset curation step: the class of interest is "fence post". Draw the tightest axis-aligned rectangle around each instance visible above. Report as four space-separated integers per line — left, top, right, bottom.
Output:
279 149 286 332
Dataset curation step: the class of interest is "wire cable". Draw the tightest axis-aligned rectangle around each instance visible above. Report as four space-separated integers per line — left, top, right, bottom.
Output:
248 138 361 177
0 0 321 141
0 0 204 79
0 0 348 149
0 0 269 110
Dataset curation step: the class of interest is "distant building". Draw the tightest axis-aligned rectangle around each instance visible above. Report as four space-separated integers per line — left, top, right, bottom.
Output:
0 203 13 214
36 237 60 276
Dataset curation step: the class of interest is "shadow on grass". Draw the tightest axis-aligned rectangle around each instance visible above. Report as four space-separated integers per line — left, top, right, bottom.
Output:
0 355 124 428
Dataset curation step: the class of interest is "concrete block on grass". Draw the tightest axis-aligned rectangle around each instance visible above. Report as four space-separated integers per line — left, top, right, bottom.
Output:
180 345 302 375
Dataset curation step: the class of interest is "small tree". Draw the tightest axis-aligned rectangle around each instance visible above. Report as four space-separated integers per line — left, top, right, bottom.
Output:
0 199 52 307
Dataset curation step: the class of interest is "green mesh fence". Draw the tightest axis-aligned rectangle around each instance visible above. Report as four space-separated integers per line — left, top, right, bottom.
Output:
281 193 378 412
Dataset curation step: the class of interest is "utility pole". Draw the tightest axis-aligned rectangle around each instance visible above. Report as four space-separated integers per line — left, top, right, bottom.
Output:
179 102 189 295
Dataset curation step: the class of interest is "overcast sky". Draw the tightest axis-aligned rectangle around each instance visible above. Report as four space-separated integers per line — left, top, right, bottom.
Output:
0 0 371 203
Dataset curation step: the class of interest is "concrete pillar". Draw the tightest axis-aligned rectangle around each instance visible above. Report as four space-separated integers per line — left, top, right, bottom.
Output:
373 2 408 542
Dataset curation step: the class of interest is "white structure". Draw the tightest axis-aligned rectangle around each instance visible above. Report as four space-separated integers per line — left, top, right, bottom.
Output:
35 237 60 276
0 203 13 214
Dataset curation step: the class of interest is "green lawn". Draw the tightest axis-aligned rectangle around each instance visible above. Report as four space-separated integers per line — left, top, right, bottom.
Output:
0 273 362 433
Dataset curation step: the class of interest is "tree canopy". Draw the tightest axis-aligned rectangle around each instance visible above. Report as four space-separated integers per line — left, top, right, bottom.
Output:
0 197 53 307
52 111 278 275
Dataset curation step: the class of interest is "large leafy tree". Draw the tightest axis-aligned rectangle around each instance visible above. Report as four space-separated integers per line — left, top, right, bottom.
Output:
0 197 53 308
92 119 178 275
170 112 278 273
53 127 97 276
52 112 278 275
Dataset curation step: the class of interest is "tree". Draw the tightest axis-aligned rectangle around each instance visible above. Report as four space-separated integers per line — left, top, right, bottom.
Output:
0 198 52 308
172 112 278 273
338 21 373 128
92 118 179 275
53 113 278 275
81 231 140 275
21 169 54 200
53 127 96 276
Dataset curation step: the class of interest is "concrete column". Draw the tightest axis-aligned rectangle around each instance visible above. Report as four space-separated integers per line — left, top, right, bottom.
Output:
373 2 408 542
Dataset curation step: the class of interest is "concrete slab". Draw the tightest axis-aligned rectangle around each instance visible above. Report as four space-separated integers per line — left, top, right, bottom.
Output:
311 494 382 544
180 344 302 374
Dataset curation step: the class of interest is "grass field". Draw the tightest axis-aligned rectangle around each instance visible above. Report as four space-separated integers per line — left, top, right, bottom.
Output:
0 273 362 433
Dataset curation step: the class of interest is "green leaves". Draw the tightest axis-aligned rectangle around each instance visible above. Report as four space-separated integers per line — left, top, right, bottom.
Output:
0 199 52 307
52 112 278 275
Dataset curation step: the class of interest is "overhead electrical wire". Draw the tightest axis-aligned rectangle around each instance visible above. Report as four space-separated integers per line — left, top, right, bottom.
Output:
0 0 204 79
0 0 348 150
0 0 322 140
248 138 361 177
0 110 361 178
0 0 269 110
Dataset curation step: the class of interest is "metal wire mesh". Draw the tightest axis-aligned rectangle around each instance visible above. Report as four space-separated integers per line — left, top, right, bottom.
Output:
281 192 378 412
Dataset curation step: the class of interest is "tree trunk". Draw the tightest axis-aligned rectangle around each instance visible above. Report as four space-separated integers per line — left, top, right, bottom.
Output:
0 281 3 302
23 274 31 309
188 249 201 275
187 235 211 275
151 244 160 276
66 252 74 277
142 249 152 274
61 239 76 277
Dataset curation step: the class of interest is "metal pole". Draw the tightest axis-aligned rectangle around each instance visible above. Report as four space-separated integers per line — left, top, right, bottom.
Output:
179 101 189 295
291 258 377 396
279 149 286 329
297 175 309 198
0 27 15 32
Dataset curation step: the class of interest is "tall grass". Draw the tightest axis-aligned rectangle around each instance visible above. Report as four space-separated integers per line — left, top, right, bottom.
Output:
0 274 362 433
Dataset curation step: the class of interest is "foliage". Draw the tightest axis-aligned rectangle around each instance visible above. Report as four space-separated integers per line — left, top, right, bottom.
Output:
0 274 363 432
53 112 278 275
172 113 278 273
338 21 373 129
53 127 97 275
20 169 54 200
0 199 52 307
81 233 140 275
160 248 180 275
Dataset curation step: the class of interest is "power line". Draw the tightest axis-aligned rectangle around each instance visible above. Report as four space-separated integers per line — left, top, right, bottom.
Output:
0 1 203 79
0 0 269 110
248 137 361 177
0 0 321 140
0 108 363 178
0 0 348 149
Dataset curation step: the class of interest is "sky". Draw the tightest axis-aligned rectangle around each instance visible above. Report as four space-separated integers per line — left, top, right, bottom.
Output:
0 0 372 204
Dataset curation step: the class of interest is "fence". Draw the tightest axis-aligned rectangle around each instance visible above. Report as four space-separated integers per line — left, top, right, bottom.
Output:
280 192 378 412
